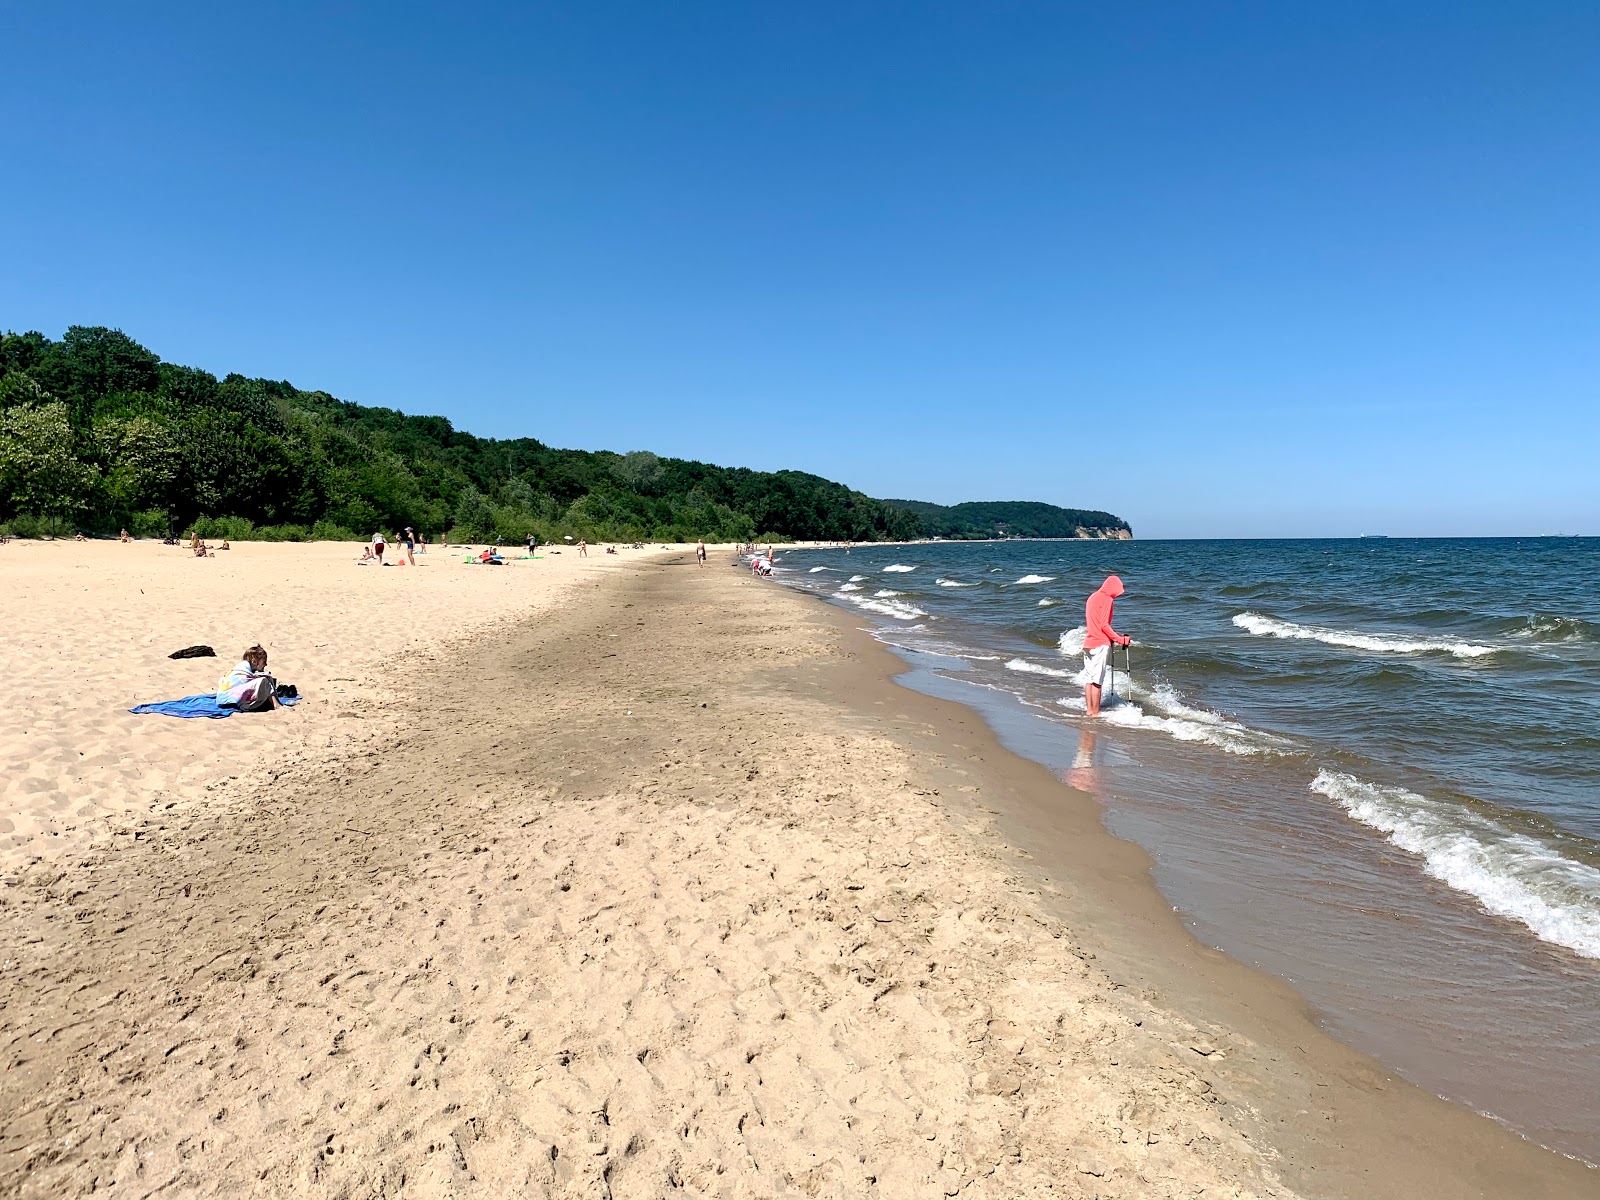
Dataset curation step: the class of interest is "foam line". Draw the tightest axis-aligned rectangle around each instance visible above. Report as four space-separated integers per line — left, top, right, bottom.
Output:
1233 612 1499 659
1312 771 1600 959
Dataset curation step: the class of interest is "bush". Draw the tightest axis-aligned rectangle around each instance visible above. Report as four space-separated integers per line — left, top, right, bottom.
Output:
252 524 310 542
310 519 361 542
0 513 73 539
131 508 172 538
190 515 256 540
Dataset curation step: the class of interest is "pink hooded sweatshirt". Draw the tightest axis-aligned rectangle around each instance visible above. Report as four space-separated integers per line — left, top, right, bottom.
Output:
1083 575 1129 651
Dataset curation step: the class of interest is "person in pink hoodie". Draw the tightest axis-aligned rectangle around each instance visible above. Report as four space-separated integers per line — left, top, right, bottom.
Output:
1081 574 1130 717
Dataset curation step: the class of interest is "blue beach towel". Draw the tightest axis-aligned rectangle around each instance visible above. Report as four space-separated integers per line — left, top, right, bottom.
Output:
130 693 301 719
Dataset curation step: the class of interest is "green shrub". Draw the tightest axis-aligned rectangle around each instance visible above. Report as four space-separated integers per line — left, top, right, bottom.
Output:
252 524 310 542
131 509 172 538
1 513 73 539
310 519 361 542
191 515 256 540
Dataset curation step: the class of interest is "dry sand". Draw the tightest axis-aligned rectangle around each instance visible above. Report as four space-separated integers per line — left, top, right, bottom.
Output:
1 547 1592 1197
0 537 678 866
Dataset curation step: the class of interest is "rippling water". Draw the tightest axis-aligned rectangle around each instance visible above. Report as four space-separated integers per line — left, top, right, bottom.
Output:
777 537 1600 1161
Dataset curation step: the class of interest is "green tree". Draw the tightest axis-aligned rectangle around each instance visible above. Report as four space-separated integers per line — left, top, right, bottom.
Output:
611 449 663 493
97 415 180 515
452 485 494 541
0 401 99 519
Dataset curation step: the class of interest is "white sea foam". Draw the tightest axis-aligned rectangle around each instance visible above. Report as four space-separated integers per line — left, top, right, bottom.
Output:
848 575 868 582
1233 612 1500 659
1055 683 1290 757
1015 574 1056 585
847 594 928 621
874 589 903 597
807 566 833 573
1005 658 1076 678
1514 615 1597 643
1037 598 1062 607
883 564 917 573
1057 626 1087 655
936 577 978 587
1311 771 1600 960
838 582 862 592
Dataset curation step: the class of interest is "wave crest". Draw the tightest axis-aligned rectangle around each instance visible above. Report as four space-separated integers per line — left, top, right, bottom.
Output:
1233 612 1499 658
1312 771 1600 959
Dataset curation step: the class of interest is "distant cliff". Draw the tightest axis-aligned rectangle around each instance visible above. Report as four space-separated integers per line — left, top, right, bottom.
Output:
880 499 1131 541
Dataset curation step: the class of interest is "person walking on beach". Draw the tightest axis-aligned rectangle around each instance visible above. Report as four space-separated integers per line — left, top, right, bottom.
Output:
696 539 707 567
1081 574 1130 718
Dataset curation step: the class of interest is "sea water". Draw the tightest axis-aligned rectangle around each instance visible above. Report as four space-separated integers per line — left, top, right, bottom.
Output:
777 538 1600 1162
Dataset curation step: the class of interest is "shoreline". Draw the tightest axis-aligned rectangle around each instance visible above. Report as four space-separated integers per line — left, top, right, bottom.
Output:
784 577 1597 1194
1 554 1590 1195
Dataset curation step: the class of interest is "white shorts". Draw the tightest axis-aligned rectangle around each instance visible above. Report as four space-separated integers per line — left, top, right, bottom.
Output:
1079 644 1111 688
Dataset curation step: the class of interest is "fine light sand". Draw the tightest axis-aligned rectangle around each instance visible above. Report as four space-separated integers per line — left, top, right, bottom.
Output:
0 537 688 867
2 548 1593 1197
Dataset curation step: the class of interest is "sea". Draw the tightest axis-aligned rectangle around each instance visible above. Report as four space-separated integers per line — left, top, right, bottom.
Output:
775 537 1600 1164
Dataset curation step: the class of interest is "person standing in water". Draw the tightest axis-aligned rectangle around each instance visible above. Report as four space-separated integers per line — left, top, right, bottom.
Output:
1081 574 1130 717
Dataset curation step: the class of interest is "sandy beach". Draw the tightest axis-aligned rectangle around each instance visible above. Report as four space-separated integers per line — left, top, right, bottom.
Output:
2 545 1593 1197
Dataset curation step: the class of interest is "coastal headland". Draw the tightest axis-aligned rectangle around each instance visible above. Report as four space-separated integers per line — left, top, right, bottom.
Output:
1 544 1590 1197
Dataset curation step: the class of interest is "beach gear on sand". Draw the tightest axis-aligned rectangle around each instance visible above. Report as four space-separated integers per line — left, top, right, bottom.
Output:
130 692 300 719
168 644 217 660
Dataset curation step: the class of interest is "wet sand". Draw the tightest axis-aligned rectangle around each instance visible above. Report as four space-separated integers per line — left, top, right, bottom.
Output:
1 552 1591 1196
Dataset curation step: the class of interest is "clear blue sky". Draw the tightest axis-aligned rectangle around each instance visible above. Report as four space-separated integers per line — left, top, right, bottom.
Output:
3 2 1596 537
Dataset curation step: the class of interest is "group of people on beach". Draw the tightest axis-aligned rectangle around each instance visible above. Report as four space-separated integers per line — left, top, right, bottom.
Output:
359 528 424 566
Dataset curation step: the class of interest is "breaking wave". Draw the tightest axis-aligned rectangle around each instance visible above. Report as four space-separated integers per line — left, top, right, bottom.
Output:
1015 574 1055 585
882 564 917 573
1005 657 1076 678
1509 614 1599 643
1233 612 1500 659
1057 683 1293 757
838 582 861 592
1312 772 1600 960
936 577 979 587
847 594 928 621
1057 626 1087 655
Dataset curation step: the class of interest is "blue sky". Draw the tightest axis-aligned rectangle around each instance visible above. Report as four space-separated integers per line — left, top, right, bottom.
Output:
3 2 1596 537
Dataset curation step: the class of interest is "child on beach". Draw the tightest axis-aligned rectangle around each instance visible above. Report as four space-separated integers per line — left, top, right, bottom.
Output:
216 645 276 711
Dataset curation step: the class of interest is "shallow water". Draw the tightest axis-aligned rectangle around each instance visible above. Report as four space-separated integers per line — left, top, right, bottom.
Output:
778 538 1600 1163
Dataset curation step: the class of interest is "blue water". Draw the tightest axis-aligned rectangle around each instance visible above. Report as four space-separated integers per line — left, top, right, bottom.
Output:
777 538 1600 1160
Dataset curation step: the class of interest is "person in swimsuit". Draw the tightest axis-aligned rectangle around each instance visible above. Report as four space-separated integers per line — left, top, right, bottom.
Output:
696 540 707 567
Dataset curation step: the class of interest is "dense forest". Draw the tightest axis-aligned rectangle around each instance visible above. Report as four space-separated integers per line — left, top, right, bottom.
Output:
0 326 1130 544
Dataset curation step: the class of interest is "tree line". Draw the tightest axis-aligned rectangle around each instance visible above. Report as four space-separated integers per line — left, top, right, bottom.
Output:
0 326 1129 545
